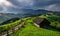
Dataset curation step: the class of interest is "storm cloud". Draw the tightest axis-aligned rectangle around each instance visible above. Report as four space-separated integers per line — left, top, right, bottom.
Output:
0 0 60 13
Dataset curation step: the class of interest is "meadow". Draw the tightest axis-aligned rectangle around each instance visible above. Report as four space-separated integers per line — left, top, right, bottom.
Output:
10 16 60 36
0 14 60 36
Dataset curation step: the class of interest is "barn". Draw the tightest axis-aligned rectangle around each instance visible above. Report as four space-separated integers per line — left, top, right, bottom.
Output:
33 17 50 28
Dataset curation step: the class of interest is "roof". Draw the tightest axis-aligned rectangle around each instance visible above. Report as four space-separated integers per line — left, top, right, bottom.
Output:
33 17 45 25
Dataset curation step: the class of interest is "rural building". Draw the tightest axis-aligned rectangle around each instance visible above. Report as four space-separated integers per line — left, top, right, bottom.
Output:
33 17 50 28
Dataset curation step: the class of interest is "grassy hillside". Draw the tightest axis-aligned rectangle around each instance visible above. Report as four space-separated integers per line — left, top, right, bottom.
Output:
0 14 60 36
0 18 21 33
39 15 60 30
10 17 60 36
10 14 60 36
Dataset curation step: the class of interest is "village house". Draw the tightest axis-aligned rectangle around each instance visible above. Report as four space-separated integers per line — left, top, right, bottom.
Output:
33 17 50 28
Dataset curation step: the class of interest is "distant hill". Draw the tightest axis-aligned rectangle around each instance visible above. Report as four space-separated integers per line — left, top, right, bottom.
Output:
0 13 21 23
17 9 60 15
0 9 60 23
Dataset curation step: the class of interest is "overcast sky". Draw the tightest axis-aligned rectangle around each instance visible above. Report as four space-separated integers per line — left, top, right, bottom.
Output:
0 0 60 13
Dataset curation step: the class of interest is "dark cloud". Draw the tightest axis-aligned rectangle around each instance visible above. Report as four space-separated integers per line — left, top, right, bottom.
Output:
0 6 3 11
51 0 60 4
0 0 60 13
8 0 51 8
8 0 34 8
8 0 60 9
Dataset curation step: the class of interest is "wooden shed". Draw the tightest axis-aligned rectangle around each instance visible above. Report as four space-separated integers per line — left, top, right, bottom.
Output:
33 17 50 28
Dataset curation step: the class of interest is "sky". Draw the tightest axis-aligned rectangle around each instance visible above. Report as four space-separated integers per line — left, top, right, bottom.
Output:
0 0 60 13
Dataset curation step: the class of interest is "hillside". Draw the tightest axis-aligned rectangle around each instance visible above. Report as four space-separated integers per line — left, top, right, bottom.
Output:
9 14 60 36
10 20 60 36
0 14 60 36
0 9 60 24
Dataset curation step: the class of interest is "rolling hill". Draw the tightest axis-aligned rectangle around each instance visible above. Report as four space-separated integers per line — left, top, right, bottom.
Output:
10 14 60 36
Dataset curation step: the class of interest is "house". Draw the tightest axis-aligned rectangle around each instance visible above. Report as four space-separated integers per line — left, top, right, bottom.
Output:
33 17 50 28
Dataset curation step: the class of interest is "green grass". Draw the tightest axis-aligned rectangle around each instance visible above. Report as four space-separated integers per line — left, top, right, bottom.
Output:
0 19 21 33
39 15 60 29
1 14 60 36
10 19 60 36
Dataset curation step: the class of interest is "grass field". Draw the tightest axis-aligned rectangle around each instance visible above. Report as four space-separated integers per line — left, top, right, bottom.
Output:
0 19 21 33
0 14 60 36
10 18 60 36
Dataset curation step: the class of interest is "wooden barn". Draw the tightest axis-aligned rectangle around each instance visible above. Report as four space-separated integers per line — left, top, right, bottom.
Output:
33 17 50 28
